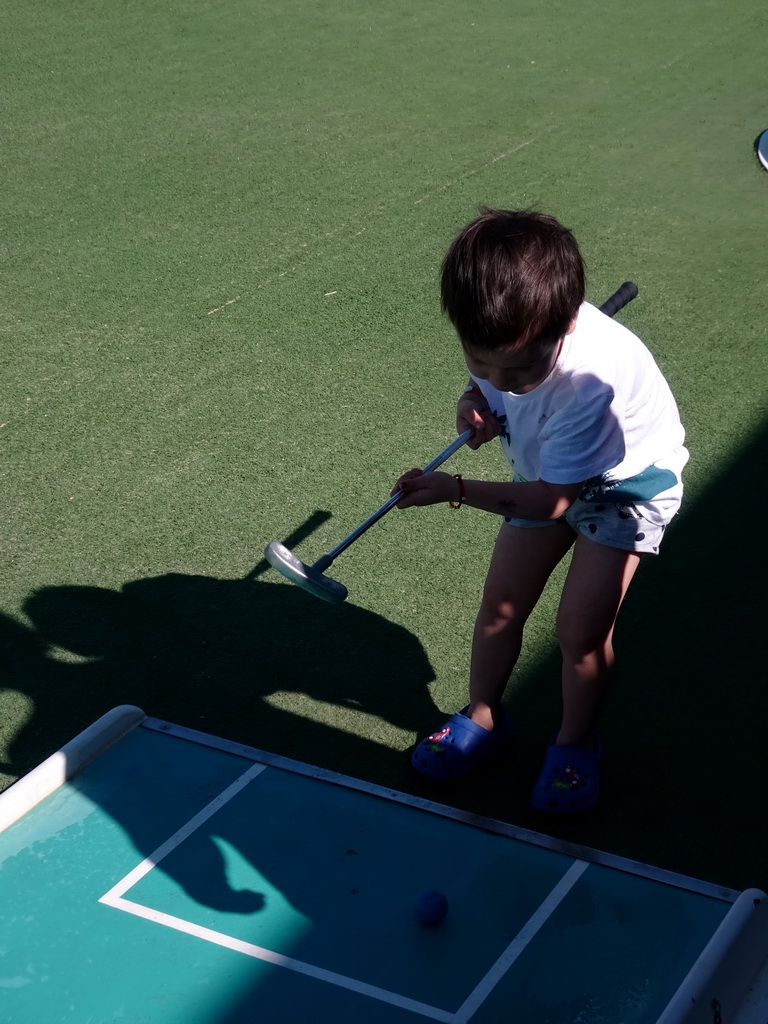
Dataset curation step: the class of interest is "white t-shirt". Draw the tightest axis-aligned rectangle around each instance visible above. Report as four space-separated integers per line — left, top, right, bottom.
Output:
470 302 688 503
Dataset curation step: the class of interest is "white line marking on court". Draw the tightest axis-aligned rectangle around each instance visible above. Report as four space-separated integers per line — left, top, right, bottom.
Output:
99 757 588 1022
413 141 533 205
102 897 454 1022
99 761 454 1021
452 859 590 1022
100 762 266 900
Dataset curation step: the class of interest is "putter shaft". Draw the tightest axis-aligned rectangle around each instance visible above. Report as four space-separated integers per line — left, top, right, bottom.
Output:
313 428 473 570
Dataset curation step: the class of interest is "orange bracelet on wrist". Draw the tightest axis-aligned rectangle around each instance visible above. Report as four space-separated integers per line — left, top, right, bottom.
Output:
448 473 466 509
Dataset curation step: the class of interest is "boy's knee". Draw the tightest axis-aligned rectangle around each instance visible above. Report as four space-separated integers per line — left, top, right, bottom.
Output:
481 593 514 622
479 590 526 632
556 610 610 660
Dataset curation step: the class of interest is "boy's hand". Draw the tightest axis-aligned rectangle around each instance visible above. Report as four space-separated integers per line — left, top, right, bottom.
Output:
457 392 500 449
391 469 456 509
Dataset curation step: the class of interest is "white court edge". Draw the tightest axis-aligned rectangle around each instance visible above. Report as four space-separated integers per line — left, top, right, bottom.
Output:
0 704 146 833
143 717 738 903
99 759 590 1022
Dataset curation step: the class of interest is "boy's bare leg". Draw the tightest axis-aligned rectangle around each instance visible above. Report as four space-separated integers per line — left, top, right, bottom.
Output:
555 535 642 747
468 519 575 731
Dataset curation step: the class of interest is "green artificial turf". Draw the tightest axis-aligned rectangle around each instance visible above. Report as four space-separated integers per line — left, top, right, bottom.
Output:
2 0 767 891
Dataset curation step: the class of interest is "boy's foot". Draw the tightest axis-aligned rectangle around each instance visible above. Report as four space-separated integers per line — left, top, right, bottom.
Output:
411 706 511 782
530 736 603 815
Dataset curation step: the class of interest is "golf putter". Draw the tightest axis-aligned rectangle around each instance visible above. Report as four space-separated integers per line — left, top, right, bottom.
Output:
264 428 473 603
265 281 638 604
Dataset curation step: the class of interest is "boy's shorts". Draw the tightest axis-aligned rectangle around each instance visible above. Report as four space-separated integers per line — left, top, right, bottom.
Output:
503 472 683 555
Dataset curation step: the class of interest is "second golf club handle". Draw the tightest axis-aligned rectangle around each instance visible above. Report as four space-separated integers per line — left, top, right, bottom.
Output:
315 428 474 568
598 281 638 318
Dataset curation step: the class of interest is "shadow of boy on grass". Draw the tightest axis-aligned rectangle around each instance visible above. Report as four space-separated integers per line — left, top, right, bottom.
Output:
1 549 440 794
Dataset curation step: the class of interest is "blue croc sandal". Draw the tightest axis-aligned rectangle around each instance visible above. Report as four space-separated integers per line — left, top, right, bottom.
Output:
411 706 511 782
530 736 603 815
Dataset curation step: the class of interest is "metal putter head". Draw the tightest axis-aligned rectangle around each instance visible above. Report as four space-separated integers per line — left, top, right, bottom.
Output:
262 431 475 605
263 541 348 604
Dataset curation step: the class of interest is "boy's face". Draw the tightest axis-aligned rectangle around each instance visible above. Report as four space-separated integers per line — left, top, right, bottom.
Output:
463 338 558 394
462 318 576 394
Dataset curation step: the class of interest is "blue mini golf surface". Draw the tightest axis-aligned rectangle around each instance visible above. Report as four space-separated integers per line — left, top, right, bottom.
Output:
0 716 744 1022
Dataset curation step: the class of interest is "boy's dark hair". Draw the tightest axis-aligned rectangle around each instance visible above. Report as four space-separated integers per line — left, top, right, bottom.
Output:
440 208 586 351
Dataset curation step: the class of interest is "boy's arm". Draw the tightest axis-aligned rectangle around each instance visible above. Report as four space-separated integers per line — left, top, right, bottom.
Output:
392 470 582 521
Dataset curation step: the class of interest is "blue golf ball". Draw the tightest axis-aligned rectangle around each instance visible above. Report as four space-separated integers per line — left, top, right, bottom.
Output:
414 889 449 925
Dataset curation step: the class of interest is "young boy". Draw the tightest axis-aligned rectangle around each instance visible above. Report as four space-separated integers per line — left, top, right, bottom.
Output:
393 209 687 815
